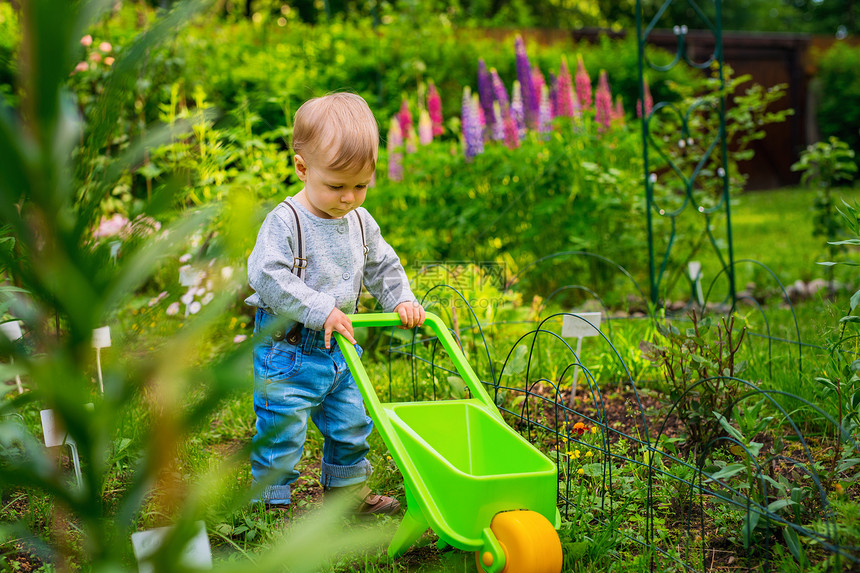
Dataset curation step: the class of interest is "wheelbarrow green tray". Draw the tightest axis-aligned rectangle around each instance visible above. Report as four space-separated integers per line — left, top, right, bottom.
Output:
335 312 562 573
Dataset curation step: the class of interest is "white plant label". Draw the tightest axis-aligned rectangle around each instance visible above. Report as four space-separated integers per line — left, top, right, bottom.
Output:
0 321 23 341
688 261 702 281
131 521 212 573
92 326 112 349
40 409 73 448
178 266 202 287
562 312 602 339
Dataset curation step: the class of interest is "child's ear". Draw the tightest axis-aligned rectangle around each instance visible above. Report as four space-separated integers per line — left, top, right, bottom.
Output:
294 154 308 181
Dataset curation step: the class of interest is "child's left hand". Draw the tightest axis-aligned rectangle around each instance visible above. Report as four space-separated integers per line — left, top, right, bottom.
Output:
395 301 425 329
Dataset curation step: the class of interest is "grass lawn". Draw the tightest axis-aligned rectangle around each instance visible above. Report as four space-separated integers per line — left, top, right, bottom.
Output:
731 186 860 282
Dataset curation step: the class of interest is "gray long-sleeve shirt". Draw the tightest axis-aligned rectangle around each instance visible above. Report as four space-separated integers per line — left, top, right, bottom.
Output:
245 196 417 330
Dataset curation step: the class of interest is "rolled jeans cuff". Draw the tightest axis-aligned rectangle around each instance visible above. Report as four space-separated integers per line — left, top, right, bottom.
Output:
253 484 291 505
320 458 372 488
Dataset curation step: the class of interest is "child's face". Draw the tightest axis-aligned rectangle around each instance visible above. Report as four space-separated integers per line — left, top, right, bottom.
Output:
294 153 373 219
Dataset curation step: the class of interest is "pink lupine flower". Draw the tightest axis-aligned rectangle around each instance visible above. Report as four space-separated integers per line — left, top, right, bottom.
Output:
166 302 180 316
532 67 546 105
397 98 412 142
233 334 247 344
387 118 403 182
418 109 433 145
575 54 592 111
556 56 578 119
636 76 654 119
511 81 526 139
104 57 115 67
89 52 102 63
99 42 112 53
93 213 130 238
595 70 613 132
80 35 93 47
74 61 89 74
462 87 484 161
427 81 444 136
613 95 626 126
503 110 520 149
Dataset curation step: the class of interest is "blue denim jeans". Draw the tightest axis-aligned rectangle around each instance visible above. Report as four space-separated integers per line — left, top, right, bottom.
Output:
251 309 372 504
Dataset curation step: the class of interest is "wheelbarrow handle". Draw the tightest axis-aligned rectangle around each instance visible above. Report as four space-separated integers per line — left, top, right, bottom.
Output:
339 312 502 418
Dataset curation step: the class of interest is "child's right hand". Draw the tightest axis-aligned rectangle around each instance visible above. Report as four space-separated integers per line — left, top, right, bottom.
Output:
323 308 356 350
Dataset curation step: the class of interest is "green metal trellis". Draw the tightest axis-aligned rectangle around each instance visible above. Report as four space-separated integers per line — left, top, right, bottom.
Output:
636 0 736 308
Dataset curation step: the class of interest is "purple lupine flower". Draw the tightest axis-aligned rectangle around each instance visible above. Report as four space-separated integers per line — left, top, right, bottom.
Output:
427 81 444 136
491 101 505 142
556 56 577 119
515 35 539 129
387 118 403 181
462 87 484 161
575 54 592 111
511 80 526 139
477 59 495 138
548 72 558 119
538 83 552 137
418 109 433 145
595 70 613 132
636 75 654 119
490 68 511 114
397 98 412 142
613 95 625 126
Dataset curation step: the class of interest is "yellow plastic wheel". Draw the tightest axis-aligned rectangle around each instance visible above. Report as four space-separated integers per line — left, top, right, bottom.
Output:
475 510 563 573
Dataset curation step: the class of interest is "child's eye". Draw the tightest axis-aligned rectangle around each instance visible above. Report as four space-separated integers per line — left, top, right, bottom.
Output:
355 185 367 190
327 185 343 190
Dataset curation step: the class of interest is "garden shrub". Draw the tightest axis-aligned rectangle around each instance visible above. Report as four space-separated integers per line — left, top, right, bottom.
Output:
366 119 649 307
0 3 19 107
817 42 860 172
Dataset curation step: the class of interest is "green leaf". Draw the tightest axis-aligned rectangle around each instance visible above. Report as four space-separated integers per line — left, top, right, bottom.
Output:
502 344 529 377
840 316 860 324
742 509 760 549
446 376 466 399
766 499 795 513
706 463 747 481
851 289 860 312
784 526 802 562
714 411 744 442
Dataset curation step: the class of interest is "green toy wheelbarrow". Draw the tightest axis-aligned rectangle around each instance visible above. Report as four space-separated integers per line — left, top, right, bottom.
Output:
335 312 563 573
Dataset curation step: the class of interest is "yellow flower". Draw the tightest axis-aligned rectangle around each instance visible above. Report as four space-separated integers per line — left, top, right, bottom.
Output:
586 451 593 458
591 426 598 434
577 468 584 476
573 450 581 459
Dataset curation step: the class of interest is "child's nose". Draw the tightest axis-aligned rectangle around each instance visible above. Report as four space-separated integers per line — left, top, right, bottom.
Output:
341 191 354 203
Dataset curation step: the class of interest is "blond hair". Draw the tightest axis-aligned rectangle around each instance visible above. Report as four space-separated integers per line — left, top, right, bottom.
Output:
292 93 379 172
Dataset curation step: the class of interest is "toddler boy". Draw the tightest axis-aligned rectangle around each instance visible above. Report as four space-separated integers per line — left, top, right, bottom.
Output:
245 92 424 513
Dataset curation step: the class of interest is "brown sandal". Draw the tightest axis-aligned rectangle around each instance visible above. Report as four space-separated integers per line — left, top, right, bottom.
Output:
324 484 401 516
